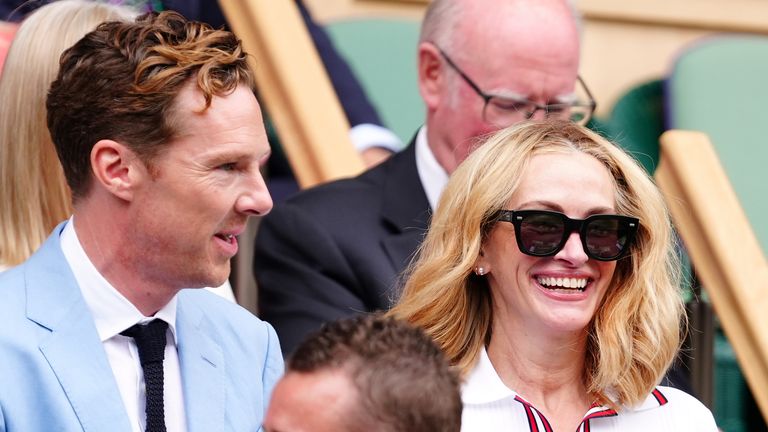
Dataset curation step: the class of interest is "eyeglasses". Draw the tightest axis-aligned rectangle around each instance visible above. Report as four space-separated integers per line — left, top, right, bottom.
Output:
438 48 596 127
495 210 639 261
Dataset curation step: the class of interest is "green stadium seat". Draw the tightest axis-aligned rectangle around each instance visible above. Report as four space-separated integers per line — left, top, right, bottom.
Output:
668 34 768 254
325 17 423 144
604 79 665 174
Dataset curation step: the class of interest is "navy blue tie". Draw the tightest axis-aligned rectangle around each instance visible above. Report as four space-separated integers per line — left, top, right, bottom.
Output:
121 320 168 432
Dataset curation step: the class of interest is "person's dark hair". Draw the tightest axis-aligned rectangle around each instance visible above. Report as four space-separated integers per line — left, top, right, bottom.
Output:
46 10 253 201
289 315 462 432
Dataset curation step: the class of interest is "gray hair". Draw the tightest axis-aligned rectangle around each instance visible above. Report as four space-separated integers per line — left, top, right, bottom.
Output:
419 0 462 49
420 0 582 50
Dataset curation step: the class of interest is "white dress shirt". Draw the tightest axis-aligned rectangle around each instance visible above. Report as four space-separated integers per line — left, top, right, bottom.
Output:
349 123 403 153
461 348 718 431
415 126 449 211
207 279 235 302
60 218 187 432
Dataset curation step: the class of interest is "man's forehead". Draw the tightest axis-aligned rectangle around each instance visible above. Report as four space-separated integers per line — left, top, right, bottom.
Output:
451 1 579 86
456 0 579 59
459 0 575 33
269 370 360 432
170 80 217 114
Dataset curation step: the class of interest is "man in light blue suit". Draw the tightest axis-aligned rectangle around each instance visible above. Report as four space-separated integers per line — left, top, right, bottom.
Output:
0 11 282 432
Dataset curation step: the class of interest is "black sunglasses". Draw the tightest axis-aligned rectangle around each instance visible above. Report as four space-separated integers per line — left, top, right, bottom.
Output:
496 210 639 261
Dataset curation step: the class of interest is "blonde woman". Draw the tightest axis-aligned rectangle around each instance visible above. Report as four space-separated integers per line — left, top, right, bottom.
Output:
0 0 134 270
389 120 717 431
0 1 235 301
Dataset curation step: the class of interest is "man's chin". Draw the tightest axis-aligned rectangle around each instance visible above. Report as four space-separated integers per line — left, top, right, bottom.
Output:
181 263 230 290
214 261 232 285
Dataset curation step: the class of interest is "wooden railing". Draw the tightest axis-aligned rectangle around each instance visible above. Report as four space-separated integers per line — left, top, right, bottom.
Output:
218 0 364 189
655 130 768 420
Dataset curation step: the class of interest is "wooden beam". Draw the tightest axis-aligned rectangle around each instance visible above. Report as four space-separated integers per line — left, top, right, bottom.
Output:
655 130 768 420
337 0 768 34
218 0 364 188
580 0 768 34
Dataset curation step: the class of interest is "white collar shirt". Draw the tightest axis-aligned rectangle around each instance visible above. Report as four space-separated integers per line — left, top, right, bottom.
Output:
415 125 449 211
461 347 718 432
60 218 187 432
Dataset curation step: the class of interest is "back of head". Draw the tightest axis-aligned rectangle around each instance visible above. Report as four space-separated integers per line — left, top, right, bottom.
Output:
0 0 136 267
46 10 254 202
289 315 462 432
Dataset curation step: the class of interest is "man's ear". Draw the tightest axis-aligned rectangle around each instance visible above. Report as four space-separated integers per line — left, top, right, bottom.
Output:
90 139 145 202
417 42 445 110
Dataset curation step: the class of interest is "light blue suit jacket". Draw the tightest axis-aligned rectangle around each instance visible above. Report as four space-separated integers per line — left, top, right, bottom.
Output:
0 223 284 431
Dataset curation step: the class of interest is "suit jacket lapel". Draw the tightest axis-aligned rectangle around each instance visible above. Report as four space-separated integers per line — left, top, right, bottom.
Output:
27 225 131 431
380 139 432 272
176 297 225 432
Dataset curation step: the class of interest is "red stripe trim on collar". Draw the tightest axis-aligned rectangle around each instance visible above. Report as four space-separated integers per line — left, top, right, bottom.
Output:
652 388 669 406
515 396 539 432
536 406 554 432
514 395 555 432
582 408 618 421
523 404 539 432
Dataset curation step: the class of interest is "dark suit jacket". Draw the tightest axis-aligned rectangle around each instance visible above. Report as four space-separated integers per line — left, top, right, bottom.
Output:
254 140 430 355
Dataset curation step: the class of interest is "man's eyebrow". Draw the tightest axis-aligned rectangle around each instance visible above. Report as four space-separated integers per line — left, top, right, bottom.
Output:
204 146 269 161
552 92 577 104
488 88 528 100
487 89 578 104
203 151 243 163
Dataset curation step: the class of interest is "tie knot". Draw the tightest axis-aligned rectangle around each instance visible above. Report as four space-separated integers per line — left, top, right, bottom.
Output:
121 319 169 365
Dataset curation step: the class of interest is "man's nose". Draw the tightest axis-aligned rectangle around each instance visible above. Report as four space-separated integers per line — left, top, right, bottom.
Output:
236 171 273 217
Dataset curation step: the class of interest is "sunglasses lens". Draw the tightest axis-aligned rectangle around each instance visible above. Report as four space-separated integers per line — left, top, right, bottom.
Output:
585 218 630 259
519 213 565 255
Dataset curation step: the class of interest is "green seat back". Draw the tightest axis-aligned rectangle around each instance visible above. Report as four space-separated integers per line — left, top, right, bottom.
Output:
326 18 423 144
668 35 768 256
605 79 665 174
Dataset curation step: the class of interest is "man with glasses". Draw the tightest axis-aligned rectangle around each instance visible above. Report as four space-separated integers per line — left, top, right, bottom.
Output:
254 0 588 354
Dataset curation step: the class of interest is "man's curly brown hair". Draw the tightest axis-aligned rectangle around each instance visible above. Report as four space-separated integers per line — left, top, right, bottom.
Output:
47 11 254 200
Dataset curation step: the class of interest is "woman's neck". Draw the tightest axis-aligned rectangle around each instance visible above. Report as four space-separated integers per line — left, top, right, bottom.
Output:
487 320 593 430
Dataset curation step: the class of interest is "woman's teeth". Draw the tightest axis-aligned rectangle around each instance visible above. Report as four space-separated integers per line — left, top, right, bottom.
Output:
537 276 588 291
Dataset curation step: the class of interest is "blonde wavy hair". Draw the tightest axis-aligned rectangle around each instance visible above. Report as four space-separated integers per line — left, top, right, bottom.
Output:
0 0 137 267
389 120 685 407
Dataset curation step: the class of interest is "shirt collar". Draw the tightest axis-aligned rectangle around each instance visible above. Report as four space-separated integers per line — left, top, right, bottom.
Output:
461 346 669 414
629 387 670 412
462 347 519 404
415 125 449 211
60 217 178 343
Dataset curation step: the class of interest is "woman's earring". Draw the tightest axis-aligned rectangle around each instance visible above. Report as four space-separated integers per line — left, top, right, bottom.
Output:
475 267 486 276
